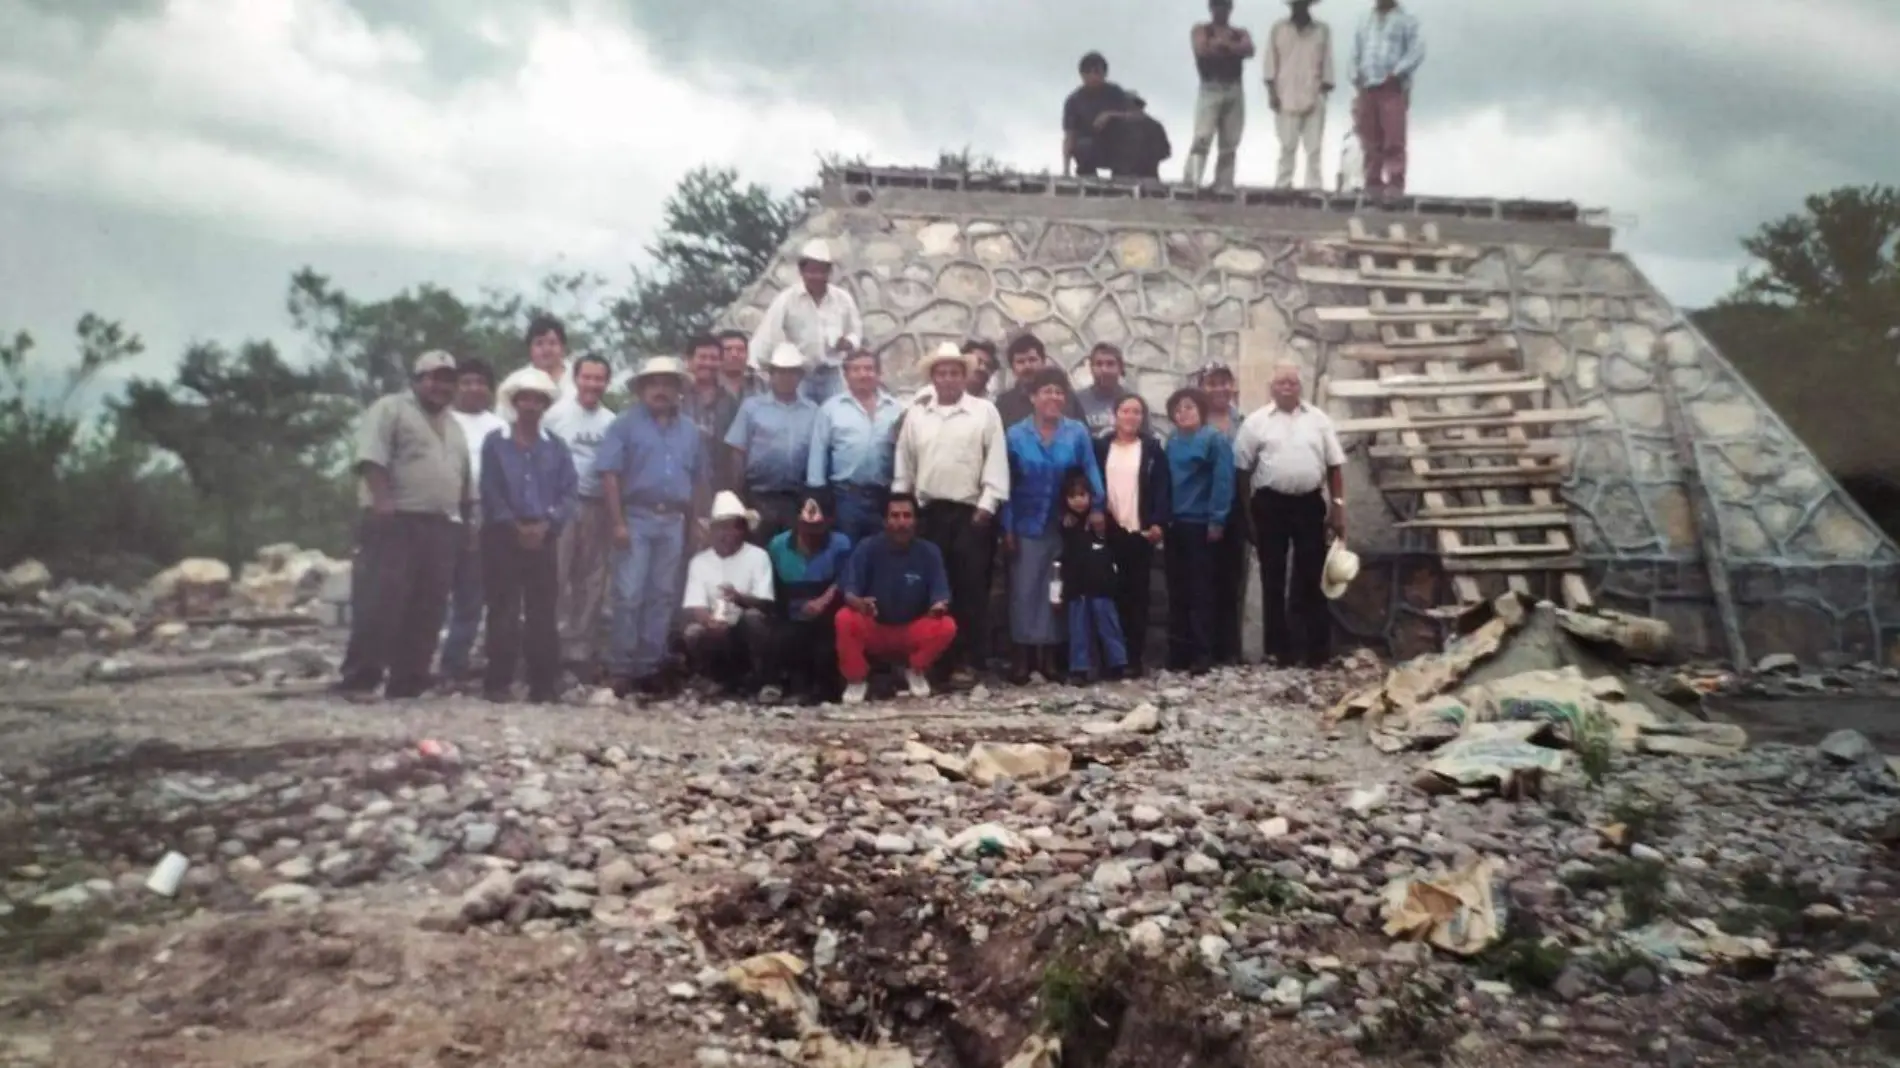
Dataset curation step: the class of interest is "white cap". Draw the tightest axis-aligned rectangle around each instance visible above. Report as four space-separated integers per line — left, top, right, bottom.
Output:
797 238 834 265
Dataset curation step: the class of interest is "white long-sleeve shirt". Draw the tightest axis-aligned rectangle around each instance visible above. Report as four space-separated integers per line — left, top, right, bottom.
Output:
892 392 1010 514
747 284 863 372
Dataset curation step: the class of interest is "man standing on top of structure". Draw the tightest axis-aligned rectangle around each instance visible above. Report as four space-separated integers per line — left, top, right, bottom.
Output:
1185 0 1253 191
1062 52 1135 179
1351 0 1425 201
749 240 862 406
1265 0 1334 191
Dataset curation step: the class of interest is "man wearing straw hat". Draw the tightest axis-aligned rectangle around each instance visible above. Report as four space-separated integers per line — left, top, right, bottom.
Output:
749 238 862 406
1232 361 1348 667
480 367 578 703
597 355 703 697
680 490 776 696
727 342 820 547
892 342 1010 686
337 350 472 700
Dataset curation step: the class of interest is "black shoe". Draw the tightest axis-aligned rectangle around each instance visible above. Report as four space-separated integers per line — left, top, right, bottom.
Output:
1067 671 1091 687
609 676 638 699
482 687 510 703
1105 666 1127 682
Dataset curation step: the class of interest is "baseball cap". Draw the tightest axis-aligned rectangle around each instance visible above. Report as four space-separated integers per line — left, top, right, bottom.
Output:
412 350 457 376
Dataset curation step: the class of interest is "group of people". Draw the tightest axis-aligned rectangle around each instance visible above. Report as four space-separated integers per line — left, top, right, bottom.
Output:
1061 0 1423 198
336 234 1352 707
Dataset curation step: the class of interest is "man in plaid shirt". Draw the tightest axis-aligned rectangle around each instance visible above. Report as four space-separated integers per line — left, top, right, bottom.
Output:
1351 0 1425 200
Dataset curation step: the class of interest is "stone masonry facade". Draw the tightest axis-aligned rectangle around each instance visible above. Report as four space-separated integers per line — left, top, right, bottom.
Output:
719 173 1900 666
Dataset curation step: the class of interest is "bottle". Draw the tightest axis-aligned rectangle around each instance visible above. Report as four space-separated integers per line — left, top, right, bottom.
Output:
1049 560 1063 605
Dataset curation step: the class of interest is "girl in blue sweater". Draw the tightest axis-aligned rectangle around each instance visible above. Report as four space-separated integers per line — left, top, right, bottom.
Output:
1162 388 1235 674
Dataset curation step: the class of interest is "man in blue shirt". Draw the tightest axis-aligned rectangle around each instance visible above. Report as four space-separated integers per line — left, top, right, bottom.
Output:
835 494 956 705
765 496 854 704
479 367 579 703
727 343 819 549
1351 0 1425 200
597 356 701 697
808 348 902 545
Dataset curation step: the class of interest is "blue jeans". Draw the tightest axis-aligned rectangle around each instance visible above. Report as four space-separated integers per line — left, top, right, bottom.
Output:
438 523 483 677
800 365 844 406
1067 595 1128 675
610 507 687 679
832 484 888 546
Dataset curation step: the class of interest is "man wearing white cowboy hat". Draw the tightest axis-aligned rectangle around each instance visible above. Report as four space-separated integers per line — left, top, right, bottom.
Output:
748 238 862 406
479 367 579 703
893 341 1010 685
679 490 776 696
726 342 819 548
337 349 472 700
596 354 704 697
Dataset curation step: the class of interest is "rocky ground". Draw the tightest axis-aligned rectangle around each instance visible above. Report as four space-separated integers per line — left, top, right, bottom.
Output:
5 627 1900 1067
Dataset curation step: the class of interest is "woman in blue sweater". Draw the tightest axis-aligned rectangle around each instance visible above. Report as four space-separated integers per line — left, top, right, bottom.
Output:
1001 368 1105 683
1162 387 1235 675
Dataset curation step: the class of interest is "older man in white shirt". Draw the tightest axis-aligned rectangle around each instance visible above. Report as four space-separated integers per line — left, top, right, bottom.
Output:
1232 361 1347 667
749 239 863 407
893 342 1010 685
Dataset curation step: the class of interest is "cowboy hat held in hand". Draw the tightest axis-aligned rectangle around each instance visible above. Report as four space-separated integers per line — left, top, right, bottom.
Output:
1321 538 1360 600
496 366 560 411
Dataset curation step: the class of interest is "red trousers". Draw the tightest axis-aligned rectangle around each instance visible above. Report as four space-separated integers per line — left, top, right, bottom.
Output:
1355 82 1408 195
834 607 957 681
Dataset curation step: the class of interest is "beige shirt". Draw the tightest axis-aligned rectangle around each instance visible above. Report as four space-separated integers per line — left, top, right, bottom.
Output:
1233 402 1346 496
1264 19 1335 116
749 284 864 373
1104 439 1143 533
355 392 470 517
892 391 1009 514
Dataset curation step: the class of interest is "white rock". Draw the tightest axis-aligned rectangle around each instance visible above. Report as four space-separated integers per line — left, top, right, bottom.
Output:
1128 919 1166 957
274 856 315 881
1128 804 1165 829
947 823 1030 856
1257 817 1290 839
1755 653 1799 674
1267 976 1305 1008
144 852 190 897
1184 853 1222 877
667 982 700 1001
1198 934 1231 968
1345 785 1390 817
1818 729 1877 766
1118 703 1161 733
1092 860 1135 890
2 559 52 598
31 886 92 912
1327 846 1361 872
255 883 322 908
646 832 681 854
874 834 917 856
1629 843 1666 863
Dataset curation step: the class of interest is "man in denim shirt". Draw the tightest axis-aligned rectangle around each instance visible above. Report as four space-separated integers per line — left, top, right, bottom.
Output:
597 356 702 697
808 348 902 545
727 343 820 547
480 367 579 703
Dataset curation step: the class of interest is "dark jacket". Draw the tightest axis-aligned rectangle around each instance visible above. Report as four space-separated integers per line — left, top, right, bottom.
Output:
1113 113 1172 179
1060 521 1119 601
1094 432 1172 532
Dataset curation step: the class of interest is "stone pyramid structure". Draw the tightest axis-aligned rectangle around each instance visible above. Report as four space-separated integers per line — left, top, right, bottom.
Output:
719 166 1900 665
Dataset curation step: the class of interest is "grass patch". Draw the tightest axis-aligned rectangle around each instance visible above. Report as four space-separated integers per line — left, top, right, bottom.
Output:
1591 940 1652 983
1225 869 1304 914
1718 869 1832 938
1355 974 1460 1060
1607 793 1677 847
1574 711 1615 788
1476 935 1571 991
1561 858 1668 928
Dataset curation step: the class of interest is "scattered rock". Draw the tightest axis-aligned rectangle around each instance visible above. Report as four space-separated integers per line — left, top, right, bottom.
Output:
1818 729 1878 766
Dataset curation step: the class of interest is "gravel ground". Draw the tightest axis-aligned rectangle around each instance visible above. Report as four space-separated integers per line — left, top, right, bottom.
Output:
5 632 1900 1067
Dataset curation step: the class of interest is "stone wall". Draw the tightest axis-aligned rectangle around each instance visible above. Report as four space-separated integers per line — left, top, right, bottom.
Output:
720 187 1900 665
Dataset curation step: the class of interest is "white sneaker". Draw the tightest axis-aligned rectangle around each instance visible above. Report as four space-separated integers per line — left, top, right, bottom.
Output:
842 681 868 705
905 669 931 698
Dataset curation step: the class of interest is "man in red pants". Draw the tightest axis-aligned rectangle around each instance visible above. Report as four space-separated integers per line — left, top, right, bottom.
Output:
1350 0 1425 201
834 494 956 705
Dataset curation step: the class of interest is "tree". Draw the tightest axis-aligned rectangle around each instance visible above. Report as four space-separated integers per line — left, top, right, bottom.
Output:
118 340 357 563
609 166 802 359
289 269 613 406
1694 184 1900 537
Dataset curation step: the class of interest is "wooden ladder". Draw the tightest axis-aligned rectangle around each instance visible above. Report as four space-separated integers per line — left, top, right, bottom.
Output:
1305 219 1597 611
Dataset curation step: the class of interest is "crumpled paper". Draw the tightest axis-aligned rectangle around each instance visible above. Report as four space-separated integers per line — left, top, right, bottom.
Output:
1414 722 1566 798
1381 858 1506 957
966 742 1072 789
724 952 916 1068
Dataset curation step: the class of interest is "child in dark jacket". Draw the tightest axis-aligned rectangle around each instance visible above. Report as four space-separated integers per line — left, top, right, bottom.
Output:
1058 468 1128 683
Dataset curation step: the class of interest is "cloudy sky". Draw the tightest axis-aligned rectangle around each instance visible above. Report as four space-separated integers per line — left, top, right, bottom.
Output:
2 0 1895 389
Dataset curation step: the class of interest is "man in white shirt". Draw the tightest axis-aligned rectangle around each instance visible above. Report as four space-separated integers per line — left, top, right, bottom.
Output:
892 342 1010 684
1265 0 1335 190
679 491 776 695
543 354 618 672
440 358 507 680
498 315 581 419
749 239 862 407
1231 361 1347 667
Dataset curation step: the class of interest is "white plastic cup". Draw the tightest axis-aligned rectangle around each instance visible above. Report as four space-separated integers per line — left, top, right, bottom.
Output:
145 851 189 897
